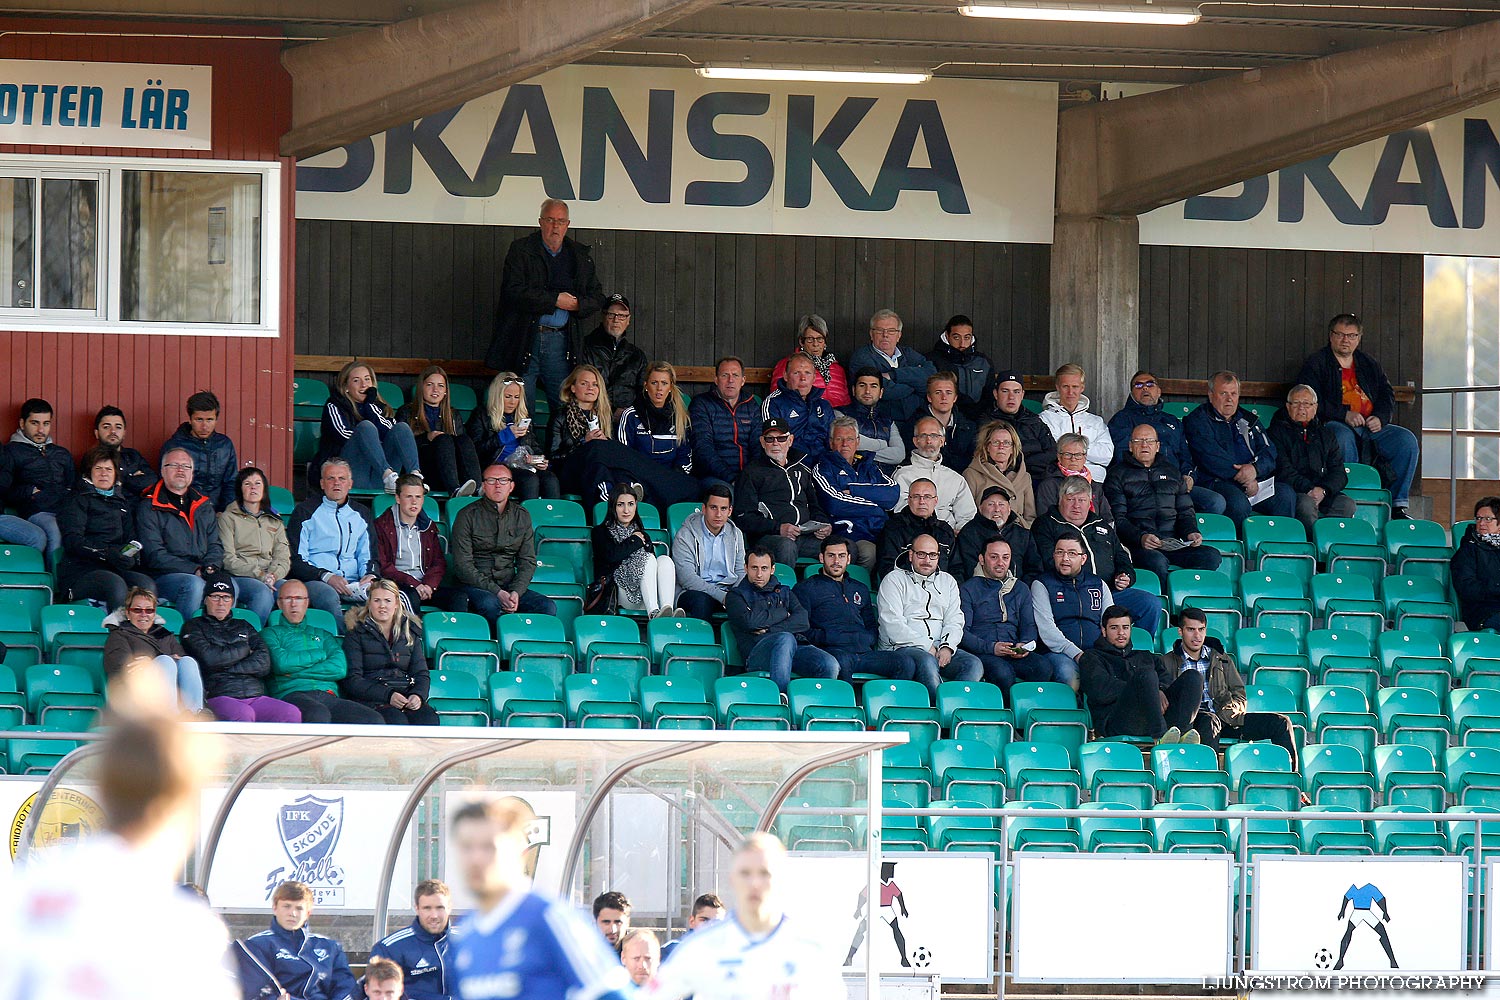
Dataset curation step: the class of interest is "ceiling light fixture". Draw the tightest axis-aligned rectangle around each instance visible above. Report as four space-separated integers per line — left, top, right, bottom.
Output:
696 66 933 84
959 1 1202 24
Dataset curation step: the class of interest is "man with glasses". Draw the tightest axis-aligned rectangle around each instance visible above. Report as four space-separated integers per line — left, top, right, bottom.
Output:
1034 433 1113 517
485 197 605 414
1032 477 1162 635
1104 424 1221 583
849 308 936 422
450 464 556 627
877 533 983 692
1268 384 1357 533
1452 497 1500 631
262 579 384 724
689 356 763 490
136 448 224 615
877 477 956 576
1296 313 1418 519
1107 370 1225 515
895 416 976 530
581 292 648 410
733 418 831 567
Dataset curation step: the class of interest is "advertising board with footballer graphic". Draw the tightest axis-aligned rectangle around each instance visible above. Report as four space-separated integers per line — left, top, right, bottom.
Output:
1254 857 1467 972
777 852 993 983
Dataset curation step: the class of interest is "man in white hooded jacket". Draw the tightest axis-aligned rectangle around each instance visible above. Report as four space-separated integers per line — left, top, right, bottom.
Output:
894 416 977 530
1039 363 1113 481
877 532 983 694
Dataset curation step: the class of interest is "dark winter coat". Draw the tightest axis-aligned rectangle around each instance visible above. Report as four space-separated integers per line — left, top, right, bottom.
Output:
1 433 73 515
580 326 649 411
725 577 810 659
1453 525 1500 629
926 338 994 417
486 232 605 372
103 616 186 676
1107 397 1196 476
136 482 223 576
951 509 1041 582
56 482 142 589
1296 344 1397 426
160 423 238 511
1103 455 1197 547
876 508 957 577
342 616 431 707
1031 509 1135 588
1080 636 1171 737
732 454 822 539
688 387 761 483
958 573 1038 654
1267 409 1349 497
180 611 273 701
1184 403 1278 485
794 572 880 656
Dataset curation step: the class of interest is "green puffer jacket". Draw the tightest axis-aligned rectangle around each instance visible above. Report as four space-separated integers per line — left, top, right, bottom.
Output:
262 619 347 698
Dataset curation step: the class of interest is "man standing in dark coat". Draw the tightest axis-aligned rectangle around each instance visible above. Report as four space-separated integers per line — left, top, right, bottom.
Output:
485 198 605 415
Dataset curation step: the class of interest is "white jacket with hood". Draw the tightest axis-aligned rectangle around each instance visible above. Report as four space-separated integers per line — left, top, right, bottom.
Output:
894 450 977 530
877 560 966 652
1039 391 1113 481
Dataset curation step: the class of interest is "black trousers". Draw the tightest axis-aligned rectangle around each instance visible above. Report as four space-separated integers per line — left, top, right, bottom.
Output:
374 702 441 726
416 431 482 494
1193 710 1300 770
61 567 156 609
283 689 386 725
1100 667 1204 739
393 582 469 616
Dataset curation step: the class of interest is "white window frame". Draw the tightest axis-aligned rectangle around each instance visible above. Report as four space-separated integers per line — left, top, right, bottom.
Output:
0 152 280 338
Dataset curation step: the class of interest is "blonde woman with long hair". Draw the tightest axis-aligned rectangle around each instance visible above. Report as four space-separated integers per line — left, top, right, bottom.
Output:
341 578 437 725
963 420 1036 527
466 371 559 499
611 361 701 508
396 364 481 497
314 360 422 493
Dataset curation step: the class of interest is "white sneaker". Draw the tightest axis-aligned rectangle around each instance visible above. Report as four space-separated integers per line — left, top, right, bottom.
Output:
1156 726 1182 746
382 469 399 493
1181 729 1202 745
414 471 431 493
456 479 478 497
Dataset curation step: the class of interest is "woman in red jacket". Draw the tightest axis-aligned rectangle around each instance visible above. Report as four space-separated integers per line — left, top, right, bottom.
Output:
770 314 849 407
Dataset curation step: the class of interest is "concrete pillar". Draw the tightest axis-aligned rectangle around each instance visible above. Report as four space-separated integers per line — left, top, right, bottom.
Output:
1050 214 1138 418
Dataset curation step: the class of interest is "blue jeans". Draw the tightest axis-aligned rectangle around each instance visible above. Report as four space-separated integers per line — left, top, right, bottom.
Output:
830 649 916 684
975 649 1078 692
678 588 726 622
463 586 557 630
1327 420 1418 505
155 572 206 613
1203 477 1295 524
302 579 348 632
233 577 277 625
342 420 420 491
743 632 838 692
1190 485 1227 516
903 646 984 694
1111 586 1162 636
0 514 47 554
150 653 204 713
523 325 571 416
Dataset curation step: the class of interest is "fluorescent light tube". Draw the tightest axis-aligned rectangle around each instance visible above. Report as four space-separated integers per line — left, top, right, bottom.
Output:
959 2 1201 24
696 66 932 84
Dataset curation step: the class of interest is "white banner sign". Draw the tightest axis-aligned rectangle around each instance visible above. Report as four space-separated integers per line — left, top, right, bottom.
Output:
1254 857 1467 972
295 65 1057 244
442 789 578 905
778 853 994 983
199 786 415 910
1012 854 1233 982
1112 82 1500 256
0 59 211 150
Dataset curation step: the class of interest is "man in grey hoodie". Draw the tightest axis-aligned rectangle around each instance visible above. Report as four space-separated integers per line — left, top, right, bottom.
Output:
672 485 746 622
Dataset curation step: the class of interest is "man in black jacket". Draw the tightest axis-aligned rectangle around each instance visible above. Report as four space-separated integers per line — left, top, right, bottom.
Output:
952 485 1039 582
1267 385 1357 533
1032 478 1161 634
180 572 299 722
1103 424 1220 584
485 198 606 414
732 419 831 567
1295 313 1417 517
1 398 72 565
724 547 838 691
580 293 648 411
1080 606 1202 743
977 370 1055 479
876 478 956 577
92 405 159 497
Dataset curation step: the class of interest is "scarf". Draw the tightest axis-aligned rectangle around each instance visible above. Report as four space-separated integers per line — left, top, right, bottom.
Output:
606 519 637 543
1481 532 1500 548
970 563 1018 622
808 351 837 382
563 402 594 444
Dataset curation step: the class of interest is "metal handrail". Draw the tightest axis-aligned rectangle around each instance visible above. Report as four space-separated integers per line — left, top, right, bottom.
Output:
1418 384 1500 525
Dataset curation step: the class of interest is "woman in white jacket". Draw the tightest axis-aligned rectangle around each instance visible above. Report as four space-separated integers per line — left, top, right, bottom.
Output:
876 534 983 694
1039 363 1113 481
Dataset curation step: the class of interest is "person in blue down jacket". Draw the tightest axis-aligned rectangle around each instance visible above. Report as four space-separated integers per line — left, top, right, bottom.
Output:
960 534 1077 692
238 879 360 1000
159 390 239 510
793 535 915 684
840 367 907 469
809 416 899 573
687 357 762 490
1106 369 1225 516
1184 371 1295 524
763 353 837 461
848 308 936 422
367 878 455 1000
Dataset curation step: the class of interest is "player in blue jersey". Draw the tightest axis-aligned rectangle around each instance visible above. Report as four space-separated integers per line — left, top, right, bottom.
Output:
647 832 844 1000
1334 883 1398 970
449 797 633 1000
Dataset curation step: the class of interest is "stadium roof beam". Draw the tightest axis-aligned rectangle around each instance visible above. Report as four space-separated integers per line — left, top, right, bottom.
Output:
279 0 725 158
1052 17 1500 416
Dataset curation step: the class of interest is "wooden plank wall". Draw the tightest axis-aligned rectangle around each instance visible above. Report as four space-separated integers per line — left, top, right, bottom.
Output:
294 221 1053 380
1138 246 1424 433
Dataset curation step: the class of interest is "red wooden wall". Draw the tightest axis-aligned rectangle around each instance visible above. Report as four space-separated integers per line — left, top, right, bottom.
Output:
0 20 294 485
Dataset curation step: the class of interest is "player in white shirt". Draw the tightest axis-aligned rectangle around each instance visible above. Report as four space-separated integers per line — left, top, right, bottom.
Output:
646 832 845 1000
0 673 237 1000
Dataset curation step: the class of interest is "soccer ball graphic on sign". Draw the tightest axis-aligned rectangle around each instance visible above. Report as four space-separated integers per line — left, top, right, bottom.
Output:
1313 948 1335 969
909 945 934 969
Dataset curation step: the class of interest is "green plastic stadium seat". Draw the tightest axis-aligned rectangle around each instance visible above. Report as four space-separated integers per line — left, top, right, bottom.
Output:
1301 743 1376 810
423 611 502 682
1003 741 1081 808
1151 743 1230 808
1151 802 1229 854
1298 805 1375 855
936 681 1012 752
488 672 566 727
639 676 715 729
713 676 789 730
1167 570 1244 634
1079 741 1154 809
862 679 940 752
1079 800 1154 853
1446 747 1500 807
428 671 491 726
1452 632 1500 689
1242 516 1316 582
563 673 642 728
1225 741 1300 811
1373 744 1446 812
787 677 864 731
1451 688 1500 742
1008 800 1081 852
1372 804 1448 855
1239 571 1314 639
1314 518 1387 585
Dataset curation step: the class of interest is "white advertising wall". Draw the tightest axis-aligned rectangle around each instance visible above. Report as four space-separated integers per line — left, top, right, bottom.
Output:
1011 853 1233 983
1254 857 1467 972
0 59 212 150
295 64 1058 244
778 852 994 983
442 788 578 906
199 786 416 911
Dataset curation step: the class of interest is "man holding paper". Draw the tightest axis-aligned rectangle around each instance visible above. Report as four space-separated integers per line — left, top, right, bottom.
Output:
732 417 832 567
1184 371 1294 525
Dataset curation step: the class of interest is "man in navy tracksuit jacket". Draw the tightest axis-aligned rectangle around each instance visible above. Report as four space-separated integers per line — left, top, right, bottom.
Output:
810 418 899 573
793 536 914 684
763 356 836 461
367 880 454 1000
238 881 359 1000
